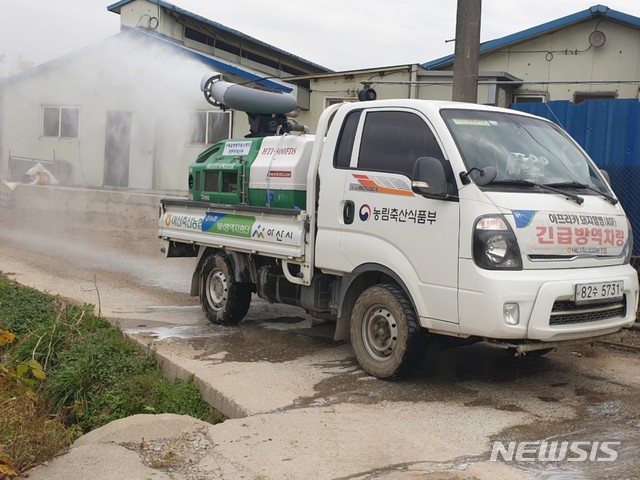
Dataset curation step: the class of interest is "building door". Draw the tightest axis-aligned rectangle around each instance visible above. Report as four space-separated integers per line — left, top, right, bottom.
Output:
104 111 132 188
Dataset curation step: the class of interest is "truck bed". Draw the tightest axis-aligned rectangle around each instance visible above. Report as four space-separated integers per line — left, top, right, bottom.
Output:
159 198 309 260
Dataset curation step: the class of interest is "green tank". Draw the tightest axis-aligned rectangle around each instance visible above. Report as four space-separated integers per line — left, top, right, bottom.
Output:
188 135 315 209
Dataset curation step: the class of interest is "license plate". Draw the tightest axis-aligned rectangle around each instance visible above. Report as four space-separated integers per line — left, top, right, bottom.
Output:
575 281 624 304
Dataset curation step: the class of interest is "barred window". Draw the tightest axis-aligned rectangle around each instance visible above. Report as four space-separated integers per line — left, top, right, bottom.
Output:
188 110 232 145
42 106 80 139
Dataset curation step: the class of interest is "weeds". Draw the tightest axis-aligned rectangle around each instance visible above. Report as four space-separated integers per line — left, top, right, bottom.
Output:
0 274 222 477
0 387 75 475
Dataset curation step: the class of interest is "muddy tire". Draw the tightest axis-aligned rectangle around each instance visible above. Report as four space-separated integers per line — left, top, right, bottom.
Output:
199 252 251 325
350 284 427 379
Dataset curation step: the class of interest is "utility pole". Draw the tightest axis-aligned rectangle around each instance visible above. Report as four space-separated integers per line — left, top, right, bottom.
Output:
452 0 482 103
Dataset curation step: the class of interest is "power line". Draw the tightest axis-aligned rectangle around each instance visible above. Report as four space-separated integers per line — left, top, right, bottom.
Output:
368 79 640 87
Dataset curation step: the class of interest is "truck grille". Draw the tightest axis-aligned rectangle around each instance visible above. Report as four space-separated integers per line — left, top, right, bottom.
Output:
549 296 626 325
528 254 616 262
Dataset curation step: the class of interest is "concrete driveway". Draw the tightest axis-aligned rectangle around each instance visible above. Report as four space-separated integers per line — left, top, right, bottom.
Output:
3 184 639 479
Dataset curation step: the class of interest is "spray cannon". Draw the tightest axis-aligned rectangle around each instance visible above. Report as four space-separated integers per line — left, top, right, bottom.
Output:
200 73 297 114
200 73 299 137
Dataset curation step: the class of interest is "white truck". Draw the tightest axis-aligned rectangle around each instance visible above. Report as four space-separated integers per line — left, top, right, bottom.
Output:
159 75 639 378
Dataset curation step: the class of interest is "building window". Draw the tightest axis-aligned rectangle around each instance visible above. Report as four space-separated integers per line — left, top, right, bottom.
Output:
42 106 80 138
325 97 357 109
188 110 232 145
512 94 546 104
573 92 616 104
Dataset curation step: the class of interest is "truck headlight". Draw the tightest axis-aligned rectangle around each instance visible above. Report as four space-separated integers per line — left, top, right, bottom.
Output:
473 215 522 270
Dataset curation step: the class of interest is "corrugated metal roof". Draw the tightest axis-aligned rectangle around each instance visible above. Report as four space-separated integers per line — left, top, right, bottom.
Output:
107 0 331 74
0 28 294 93
121 27 294 92
422 4 640 70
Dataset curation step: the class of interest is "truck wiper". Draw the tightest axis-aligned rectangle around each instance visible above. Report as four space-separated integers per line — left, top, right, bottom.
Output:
490 179 584 205
544 181 619 205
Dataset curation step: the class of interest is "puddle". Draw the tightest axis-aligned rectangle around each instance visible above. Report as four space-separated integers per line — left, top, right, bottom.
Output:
114 305 201 314
125 324 223 340
288 344 540 409
123 311 340 363
255 316 315 331
191 325 340 363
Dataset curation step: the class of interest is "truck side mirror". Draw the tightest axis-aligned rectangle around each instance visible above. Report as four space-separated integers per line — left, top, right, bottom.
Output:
411 157 457 201
599 169 611 185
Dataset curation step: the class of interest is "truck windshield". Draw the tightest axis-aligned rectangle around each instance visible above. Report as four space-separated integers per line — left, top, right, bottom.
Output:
440 109 611 194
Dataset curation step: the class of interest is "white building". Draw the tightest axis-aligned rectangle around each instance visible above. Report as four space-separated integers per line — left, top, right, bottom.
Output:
0 0 328 192
3 3 639 191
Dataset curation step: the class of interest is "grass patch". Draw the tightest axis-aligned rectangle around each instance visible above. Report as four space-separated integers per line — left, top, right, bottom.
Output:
0 273 222 477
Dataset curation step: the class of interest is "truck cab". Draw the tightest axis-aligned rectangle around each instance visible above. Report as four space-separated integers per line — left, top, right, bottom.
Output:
311 100 637 376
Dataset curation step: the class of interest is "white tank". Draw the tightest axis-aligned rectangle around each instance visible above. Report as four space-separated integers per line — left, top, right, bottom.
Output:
248 135 315 208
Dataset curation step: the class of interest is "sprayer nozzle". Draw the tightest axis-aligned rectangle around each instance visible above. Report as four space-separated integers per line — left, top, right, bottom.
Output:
200 72 223 92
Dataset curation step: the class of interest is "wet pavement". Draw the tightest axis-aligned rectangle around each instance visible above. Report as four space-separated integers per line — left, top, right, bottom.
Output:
116 294 640 479
2 197 640 479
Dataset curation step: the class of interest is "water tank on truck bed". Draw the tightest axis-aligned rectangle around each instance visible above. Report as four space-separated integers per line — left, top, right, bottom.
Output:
188 134 315 209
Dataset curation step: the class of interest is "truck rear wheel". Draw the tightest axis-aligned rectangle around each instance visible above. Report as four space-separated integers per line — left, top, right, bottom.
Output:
199 252 251 325
350 284 427 379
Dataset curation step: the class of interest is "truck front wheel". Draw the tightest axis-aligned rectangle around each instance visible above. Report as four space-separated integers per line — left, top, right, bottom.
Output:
199 253 251 325
350 284 427 378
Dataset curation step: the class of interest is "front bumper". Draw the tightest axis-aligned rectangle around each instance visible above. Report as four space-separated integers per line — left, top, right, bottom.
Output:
458 260 639 342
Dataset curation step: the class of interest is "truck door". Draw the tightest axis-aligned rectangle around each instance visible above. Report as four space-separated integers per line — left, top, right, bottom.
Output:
340 108 460 325
315 108 364 273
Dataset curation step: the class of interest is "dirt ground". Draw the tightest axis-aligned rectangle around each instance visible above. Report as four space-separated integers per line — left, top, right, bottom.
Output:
2 193 640 479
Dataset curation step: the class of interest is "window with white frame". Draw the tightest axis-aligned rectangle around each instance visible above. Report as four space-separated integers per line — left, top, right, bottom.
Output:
188 110 232 145
512 94 546 104
42 106 80 138
325 97 358 108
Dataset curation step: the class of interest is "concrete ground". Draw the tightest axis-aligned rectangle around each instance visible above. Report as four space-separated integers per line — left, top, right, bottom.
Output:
2 184 640 480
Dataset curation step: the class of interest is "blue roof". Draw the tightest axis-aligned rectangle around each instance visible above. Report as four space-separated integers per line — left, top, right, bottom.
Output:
107 0 330 74
422 4 640 70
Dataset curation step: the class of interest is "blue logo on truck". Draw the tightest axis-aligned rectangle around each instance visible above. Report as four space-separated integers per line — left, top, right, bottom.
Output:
202 212 225 231
512 210 537 228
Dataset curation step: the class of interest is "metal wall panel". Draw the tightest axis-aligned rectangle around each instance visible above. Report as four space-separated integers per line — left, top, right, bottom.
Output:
512 99 640 254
